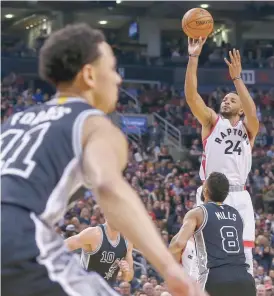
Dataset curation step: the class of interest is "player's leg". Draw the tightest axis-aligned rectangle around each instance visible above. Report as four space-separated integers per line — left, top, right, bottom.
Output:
183 186 203 280
1 204 119 296
224 190 255 275
181 239 198 280
242 191 255 276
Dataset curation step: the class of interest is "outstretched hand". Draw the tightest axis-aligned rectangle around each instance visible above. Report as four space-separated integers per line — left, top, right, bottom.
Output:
224 48 242 79
188 37 207 56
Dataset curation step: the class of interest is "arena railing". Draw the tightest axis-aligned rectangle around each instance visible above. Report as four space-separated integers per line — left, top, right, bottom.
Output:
153 112 182 151
109 112 141 145
120 87 140 111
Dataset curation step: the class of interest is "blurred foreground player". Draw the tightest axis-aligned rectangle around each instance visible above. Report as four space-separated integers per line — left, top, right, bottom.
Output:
65 220 134 286
1 24 206 296
169 172 256 296
185 37 259 274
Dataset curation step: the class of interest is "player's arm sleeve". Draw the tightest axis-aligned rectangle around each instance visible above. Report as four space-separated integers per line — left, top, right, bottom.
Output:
233 79 259 139
185 56 218 127
169 209 200 258
65 227 95 251
81 116 178 278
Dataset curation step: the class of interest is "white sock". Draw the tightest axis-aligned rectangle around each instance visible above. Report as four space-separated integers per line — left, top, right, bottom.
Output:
244 247 253 276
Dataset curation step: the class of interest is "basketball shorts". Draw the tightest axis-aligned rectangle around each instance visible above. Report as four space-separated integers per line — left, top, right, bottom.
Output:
1 203 119 296
196 186 255 246
204 266 256 296
181 240 198 281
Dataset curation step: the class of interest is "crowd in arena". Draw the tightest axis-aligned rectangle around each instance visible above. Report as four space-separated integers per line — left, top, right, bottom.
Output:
1 68 274 296
2 31 274 69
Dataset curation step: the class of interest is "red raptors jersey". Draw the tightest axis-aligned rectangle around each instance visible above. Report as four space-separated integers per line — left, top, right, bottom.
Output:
200 116 252 185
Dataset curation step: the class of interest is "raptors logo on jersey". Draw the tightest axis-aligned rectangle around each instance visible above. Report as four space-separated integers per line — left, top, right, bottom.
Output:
200 116 252 185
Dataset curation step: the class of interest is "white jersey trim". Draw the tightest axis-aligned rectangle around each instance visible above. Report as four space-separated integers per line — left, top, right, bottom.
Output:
82 227 104 255
194 206 208 235
30 213 119 296
102 224 121 248
72 109 104 158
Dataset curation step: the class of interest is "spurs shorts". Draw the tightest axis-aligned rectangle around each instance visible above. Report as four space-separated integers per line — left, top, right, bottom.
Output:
196 186 255 247
1 203 119 296
204 266 256 296
181 240 198 280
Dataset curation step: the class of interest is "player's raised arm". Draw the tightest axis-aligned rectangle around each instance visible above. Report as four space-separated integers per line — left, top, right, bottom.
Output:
82 116 205 296
65 227 96 251
185 37 218 127
224 49 259 140
169 208 202 260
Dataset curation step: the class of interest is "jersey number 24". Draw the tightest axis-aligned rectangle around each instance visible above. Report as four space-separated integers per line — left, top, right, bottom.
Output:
224 140 242 155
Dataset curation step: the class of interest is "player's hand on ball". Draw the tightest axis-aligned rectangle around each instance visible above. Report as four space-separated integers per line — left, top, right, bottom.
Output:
119 260 130 273
224 48 242 79
188 37 207 56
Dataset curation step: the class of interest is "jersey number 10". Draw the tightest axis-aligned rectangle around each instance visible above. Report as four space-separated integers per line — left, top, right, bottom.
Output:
1 123 51 178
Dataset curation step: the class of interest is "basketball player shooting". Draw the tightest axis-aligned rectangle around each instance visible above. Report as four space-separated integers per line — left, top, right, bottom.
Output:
184 37 259 275
1 24 207 296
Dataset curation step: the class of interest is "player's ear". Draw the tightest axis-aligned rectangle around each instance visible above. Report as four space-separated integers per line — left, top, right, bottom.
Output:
238 108 244 117
81 64 95 89
201 184 207 202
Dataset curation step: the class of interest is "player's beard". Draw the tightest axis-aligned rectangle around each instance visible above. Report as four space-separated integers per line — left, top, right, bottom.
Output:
220 109 238 119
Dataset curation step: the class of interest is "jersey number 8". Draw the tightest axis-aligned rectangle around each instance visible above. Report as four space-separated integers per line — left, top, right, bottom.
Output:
220 226 240 254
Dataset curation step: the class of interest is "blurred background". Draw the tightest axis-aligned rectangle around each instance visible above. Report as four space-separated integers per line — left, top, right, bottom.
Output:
1 1 274 296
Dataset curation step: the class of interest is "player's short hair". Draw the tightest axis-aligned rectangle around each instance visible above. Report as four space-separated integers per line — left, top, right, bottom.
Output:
39 23 105 85
206 172 229 203
229 90 238 96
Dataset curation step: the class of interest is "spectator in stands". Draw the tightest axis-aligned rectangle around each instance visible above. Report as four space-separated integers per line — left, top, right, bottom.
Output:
119 282 132 296
256 284 266 296
1 73 273 295
32 88 43 104
143 283 154 296
157 146 173 163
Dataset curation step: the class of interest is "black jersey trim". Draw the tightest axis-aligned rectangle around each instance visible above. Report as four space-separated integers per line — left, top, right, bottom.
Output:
72 109 104 159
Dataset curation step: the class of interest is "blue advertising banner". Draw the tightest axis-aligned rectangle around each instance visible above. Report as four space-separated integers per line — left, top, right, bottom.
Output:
120 115 148 135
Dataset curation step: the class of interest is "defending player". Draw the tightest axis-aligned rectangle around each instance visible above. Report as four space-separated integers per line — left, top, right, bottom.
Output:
65 221 134 285
184 37 259 274
169 172 256 296
1 24 206 296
